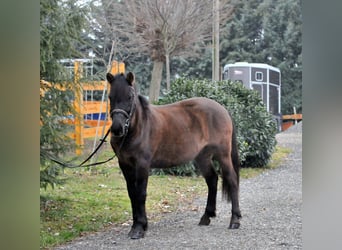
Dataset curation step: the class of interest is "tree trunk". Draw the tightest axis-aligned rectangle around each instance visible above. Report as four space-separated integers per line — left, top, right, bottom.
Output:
149 60 164 103
165 53 170 92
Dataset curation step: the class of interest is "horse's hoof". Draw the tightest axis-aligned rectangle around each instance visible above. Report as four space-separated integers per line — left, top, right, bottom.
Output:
130 231 144 239
128 227 145 239
228 223 240 229
198 215 211 226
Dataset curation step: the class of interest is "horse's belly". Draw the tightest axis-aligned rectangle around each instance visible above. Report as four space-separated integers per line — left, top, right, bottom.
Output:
150 141 201 168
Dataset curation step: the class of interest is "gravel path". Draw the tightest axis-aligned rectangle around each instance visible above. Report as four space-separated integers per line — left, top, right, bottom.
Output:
55 122 302 250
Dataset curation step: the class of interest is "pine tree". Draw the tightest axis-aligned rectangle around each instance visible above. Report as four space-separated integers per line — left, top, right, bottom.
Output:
220 0 265 63
40 0 89 189
220 0 302 114
262 0 302 114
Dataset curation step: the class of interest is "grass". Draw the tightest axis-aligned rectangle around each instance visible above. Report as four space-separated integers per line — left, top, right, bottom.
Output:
40 164 208 249
40 165 130 248
240 146 292 178
40 145 291 249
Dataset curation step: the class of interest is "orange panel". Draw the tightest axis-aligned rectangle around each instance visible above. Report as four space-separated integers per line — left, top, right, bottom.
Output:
282 121 294 131
84 120 111 127
82 81 109 91
82 125 112 138
282 114 302 120
83 102 110 115
68 125 111 139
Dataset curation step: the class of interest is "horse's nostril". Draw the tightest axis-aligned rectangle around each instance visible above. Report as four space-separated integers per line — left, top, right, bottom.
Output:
111 124 124 137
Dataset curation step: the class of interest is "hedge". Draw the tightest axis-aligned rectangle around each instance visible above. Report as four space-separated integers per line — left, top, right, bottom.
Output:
152 77 277 175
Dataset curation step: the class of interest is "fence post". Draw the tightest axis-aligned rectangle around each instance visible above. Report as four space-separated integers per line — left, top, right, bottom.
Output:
110 60 125 75
72 60 124 155
74 60 84 155
108 60 125 96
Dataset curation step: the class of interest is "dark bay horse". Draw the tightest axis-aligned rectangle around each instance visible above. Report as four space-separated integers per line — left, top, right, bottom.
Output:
106 72 241 239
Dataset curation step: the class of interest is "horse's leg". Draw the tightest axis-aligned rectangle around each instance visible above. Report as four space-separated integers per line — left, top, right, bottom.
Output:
219 155 241 229
194 155 218 226
120 164 149 239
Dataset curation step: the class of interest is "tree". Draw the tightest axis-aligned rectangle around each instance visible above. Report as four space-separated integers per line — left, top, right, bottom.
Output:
40 0 89 189
220 0 302 114
220 0 265 63
261 0 302 114
102 0 233 102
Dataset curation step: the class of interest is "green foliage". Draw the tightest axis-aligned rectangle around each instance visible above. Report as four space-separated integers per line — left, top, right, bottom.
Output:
40 0 89 80
154 77 277 176
152 162 198 177
40 83 76 189
40 165 66 189
40 0 90 189
221 0 302 114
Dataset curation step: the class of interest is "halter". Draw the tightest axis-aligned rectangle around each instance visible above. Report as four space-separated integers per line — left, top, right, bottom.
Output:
109 88 136 138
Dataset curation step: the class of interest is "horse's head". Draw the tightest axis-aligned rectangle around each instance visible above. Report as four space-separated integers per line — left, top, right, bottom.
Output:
106 72 136 137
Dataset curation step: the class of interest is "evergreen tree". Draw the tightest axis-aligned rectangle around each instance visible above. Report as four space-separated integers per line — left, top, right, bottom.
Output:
220 0 302 114
40 0 89 189
262 0 302 114
221 0 265 63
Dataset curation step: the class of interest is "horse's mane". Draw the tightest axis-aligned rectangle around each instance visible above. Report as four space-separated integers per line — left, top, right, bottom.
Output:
138 94 150 118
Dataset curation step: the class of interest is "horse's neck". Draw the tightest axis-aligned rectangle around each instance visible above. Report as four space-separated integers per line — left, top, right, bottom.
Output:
130 98 150 134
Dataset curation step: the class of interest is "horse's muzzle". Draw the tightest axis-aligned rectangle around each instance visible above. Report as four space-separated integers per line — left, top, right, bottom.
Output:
110 122 126 137
110 109 131 137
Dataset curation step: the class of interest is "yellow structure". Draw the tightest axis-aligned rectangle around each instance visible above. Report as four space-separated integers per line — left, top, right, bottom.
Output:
72 60 125 155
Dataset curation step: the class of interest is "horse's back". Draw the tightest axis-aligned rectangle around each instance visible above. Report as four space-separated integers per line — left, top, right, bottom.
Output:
156 97 231 128
148 97 233 167
155 97 230 118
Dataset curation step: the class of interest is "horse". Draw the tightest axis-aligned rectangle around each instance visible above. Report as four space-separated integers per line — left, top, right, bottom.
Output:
106 72 241 239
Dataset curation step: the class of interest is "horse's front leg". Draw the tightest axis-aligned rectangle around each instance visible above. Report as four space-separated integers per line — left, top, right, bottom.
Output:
120 163 149 239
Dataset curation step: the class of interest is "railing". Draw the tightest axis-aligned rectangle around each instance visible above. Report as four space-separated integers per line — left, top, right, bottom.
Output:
282 113 302 131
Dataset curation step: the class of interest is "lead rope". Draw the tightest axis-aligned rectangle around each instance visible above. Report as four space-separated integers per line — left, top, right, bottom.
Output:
43 127 115 168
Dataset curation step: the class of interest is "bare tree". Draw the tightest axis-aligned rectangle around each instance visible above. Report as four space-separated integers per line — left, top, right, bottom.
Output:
101 0 232 101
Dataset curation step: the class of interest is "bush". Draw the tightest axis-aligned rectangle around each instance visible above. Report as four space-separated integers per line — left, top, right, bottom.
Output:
153 77 277 175
152 162 198 177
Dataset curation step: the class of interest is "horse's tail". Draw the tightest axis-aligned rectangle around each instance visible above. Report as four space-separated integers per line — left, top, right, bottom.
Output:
231 122 240 186
222 120 240 201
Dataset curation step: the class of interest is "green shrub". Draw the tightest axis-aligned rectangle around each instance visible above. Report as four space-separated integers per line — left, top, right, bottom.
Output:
154 77 277 175
151 162 198 177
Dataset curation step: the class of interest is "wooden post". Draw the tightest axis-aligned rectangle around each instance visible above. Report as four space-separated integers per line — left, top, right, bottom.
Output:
110 60 118 75
109 60 125 93
212 0 220 81
118 61 125 74
74 61 84 155
72 60 125 155
110 60 125 75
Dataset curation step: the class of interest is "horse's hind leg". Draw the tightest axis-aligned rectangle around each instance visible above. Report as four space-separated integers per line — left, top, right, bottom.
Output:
194 154 218 226
219 155 241 229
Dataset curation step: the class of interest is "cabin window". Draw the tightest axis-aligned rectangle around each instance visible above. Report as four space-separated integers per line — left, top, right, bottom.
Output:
255 71 263 81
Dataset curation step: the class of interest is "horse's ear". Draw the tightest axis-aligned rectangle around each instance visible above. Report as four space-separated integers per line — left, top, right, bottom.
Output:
126 72 135 86
106 72 115 84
